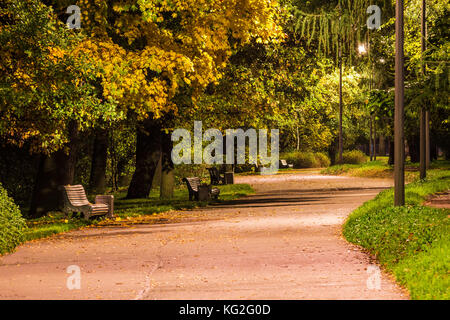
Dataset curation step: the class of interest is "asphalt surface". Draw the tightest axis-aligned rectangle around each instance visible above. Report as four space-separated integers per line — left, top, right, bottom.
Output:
0 172 408 299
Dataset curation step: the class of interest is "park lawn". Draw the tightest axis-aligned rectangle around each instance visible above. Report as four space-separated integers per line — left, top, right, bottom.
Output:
321 158 392 178
322 158 450 182
22 183 254 243
343 169 450 299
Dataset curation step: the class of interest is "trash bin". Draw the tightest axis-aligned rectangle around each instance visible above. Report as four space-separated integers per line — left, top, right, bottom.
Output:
198 185 210 201
224 172 234 185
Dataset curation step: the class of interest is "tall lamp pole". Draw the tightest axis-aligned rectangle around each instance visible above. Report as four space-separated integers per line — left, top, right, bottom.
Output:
339 39 343 163
394 0 405 206
338 2 343 164
419 0 427 179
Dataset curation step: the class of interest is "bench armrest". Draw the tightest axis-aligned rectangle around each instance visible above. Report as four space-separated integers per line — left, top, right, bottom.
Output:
95 195 114 218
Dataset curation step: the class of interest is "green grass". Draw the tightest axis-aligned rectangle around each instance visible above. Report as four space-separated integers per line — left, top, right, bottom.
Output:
322 158 450 182
343 169 450 299
23 217 90 241
113 183 254 218
321 159 392 178
22 183 254 242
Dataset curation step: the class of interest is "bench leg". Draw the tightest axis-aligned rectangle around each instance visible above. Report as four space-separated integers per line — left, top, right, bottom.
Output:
83 210 91 220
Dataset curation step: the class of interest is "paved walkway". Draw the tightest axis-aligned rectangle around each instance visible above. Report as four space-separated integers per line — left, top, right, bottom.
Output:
0 172 408 299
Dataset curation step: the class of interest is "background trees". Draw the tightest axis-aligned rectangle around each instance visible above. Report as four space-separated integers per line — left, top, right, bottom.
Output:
0 0 114 217
0 0 448 217
1 0 283 214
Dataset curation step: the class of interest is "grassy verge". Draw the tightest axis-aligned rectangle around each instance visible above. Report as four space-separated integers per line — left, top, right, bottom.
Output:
321 159 392 178
322 158 450 182
22 183 254 242
343 169 450 299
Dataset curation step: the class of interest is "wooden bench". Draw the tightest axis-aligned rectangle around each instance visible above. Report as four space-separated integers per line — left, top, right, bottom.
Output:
61 185 114 220
207 167 225 185
182 177 220 201
279 159 294 169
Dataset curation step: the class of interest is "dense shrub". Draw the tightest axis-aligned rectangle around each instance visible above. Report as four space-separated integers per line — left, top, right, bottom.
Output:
282 151 331 168
315 152 331 167
0 184 27 255
341 150 368 164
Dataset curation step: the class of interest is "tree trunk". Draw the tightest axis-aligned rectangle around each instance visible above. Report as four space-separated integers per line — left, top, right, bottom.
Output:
379 135 385 156
388 139 395 165
29 124 79 218
89 128 108 194
151 155 162 191
126 119 162 199
369 115 373 161
328 136 338 165
160 131 174 199
373 118 377 160
430 138 438 161
408 135 420 163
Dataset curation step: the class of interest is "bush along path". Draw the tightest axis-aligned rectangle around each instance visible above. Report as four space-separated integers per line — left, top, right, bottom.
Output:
343 169 450 299
0 184 27 255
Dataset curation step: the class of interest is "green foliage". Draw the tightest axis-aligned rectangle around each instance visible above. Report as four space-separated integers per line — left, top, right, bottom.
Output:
322 159 392 178
315 152 332 167
343 170 450 299
289 0 393 62
0 184 27 255
0 0 113 153
341 150 368 164
367 0 449 158
108 125 136 190
282 151 330 168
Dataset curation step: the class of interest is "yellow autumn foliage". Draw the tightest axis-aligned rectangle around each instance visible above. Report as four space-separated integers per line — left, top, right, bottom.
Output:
74 0 282 120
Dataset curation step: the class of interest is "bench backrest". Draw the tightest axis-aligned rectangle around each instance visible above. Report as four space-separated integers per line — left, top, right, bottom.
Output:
208 167 219 179
183 177 201 193
280 159 288 166
63 185 90 207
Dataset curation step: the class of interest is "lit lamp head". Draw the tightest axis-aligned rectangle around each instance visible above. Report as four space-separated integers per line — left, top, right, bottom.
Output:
358 44 367 55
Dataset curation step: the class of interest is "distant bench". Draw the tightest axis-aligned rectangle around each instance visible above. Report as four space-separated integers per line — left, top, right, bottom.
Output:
61 184 114 220
207 167 225 185
279 159 294 169
182 177 220 201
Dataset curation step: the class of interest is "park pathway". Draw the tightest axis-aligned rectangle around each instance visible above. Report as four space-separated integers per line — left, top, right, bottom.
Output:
0 172 408 299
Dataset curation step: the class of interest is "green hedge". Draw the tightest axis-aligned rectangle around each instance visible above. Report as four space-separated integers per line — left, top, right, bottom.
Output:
0 184 27 255
281 151 330 168
341 150 368 164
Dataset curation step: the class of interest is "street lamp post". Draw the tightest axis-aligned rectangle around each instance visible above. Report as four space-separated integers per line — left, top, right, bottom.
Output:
394 0 405 206
420 0 429 179
338 38 343 164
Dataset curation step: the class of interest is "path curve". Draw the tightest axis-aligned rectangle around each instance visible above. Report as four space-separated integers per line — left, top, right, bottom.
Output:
0 173 408 299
